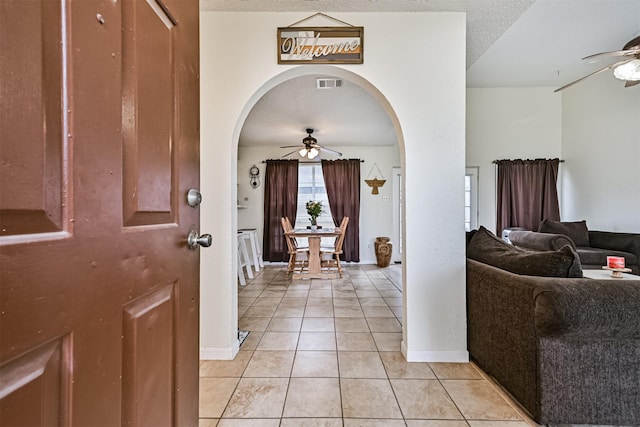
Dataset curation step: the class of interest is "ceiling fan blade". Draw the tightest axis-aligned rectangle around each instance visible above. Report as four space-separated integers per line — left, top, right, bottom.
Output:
554 60 630 92
280 145 302 148
583 48 640 61
316 145 342 156
625 79 640 88
281 149 299 157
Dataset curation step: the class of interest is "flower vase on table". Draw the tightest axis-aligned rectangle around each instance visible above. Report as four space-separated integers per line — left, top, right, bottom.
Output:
306 200 324 231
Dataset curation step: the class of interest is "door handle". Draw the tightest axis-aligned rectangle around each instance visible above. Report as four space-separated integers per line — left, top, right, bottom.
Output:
187 230 212 250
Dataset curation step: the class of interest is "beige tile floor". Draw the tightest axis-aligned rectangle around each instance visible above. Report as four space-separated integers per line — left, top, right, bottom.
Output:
200 264 539 427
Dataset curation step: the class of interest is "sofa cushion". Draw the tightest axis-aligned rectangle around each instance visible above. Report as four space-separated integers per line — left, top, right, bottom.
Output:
466 229 478 248
576 247 638 267
468 226 582 278
509 230 577 252
538 219 590 247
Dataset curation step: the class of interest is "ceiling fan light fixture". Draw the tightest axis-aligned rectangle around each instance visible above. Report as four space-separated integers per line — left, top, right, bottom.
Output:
613 59 640 81
278 128 341 159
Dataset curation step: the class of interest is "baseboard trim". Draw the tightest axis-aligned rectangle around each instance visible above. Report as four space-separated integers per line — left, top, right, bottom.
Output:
404 349 469 363
200 341 240 360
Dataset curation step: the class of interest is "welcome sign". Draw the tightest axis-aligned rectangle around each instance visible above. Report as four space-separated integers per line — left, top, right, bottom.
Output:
277 27 364 64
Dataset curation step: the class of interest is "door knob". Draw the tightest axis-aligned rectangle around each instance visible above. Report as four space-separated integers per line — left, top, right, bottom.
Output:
187 230 212 250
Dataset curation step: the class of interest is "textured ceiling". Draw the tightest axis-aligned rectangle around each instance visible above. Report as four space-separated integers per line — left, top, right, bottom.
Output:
202 0 640 149
239 75 397 148
467 0 640 87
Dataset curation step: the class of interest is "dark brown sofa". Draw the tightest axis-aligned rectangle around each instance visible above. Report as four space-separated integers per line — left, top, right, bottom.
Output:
509 219 640 274
466 227 640 425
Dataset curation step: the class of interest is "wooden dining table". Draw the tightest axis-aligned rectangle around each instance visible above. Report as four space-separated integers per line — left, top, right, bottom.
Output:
285 227 341 279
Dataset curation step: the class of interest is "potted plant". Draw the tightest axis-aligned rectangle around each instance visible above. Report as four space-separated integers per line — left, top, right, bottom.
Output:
305 201 324 229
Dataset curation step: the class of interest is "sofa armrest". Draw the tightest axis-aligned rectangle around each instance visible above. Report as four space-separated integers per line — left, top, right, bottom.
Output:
468 258 640 424
588 230 640 259
534 280 640 338
467 258 542 417
508 230 576 252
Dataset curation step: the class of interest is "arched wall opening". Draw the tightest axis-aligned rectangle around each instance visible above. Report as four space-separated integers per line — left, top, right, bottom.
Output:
236 67 405 243
233 64 406 348
199 11 467 362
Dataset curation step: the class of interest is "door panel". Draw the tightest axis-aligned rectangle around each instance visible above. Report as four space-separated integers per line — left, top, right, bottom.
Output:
0 0 66 236
0 338 69 426
122 284 175 426
122 0 176 227
0 0 200 425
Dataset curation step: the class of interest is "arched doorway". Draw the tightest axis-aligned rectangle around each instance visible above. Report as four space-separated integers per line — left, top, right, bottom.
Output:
231 65 406 357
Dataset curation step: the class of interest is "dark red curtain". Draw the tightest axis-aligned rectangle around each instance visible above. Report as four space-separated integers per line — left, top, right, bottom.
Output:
496 158 561 236
263 159 298 262
321 159 361 262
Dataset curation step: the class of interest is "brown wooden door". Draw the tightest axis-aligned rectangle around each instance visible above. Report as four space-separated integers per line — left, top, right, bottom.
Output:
0 0 200 425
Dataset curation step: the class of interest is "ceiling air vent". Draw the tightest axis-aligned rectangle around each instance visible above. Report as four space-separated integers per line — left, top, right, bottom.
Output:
316 78 343 89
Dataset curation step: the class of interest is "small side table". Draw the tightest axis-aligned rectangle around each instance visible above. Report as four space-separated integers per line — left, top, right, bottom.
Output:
582 269 639 280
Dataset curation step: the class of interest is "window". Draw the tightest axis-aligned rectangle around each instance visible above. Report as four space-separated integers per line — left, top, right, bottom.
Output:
296 164 334 245
465 167 479 231
296 164 332 227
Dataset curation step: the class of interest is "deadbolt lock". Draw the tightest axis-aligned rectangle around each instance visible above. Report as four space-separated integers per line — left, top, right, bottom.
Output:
187 189 202 207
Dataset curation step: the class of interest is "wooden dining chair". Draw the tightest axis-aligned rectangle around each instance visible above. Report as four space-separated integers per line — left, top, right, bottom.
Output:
320 216 349 277
283 216 294 233
283 216 308 250
281 217 309 275
321 216 349 251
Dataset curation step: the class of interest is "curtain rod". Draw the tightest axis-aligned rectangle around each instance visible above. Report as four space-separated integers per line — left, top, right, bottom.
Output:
262 159 364 163
492 158 565 164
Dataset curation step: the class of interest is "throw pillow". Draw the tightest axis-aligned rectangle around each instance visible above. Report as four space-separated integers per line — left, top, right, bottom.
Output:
466 229 478 249
538 219 590 247
468 226 583 278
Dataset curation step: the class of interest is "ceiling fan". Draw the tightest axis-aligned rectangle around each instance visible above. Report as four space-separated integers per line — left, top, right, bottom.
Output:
280 128 342 159
555 35 640 92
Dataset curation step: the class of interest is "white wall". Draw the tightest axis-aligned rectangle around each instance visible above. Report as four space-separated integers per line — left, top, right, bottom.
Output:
200 12 467 361
238 146 401 264
560 77 640 233
466 83 639 235
466 88 562 233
